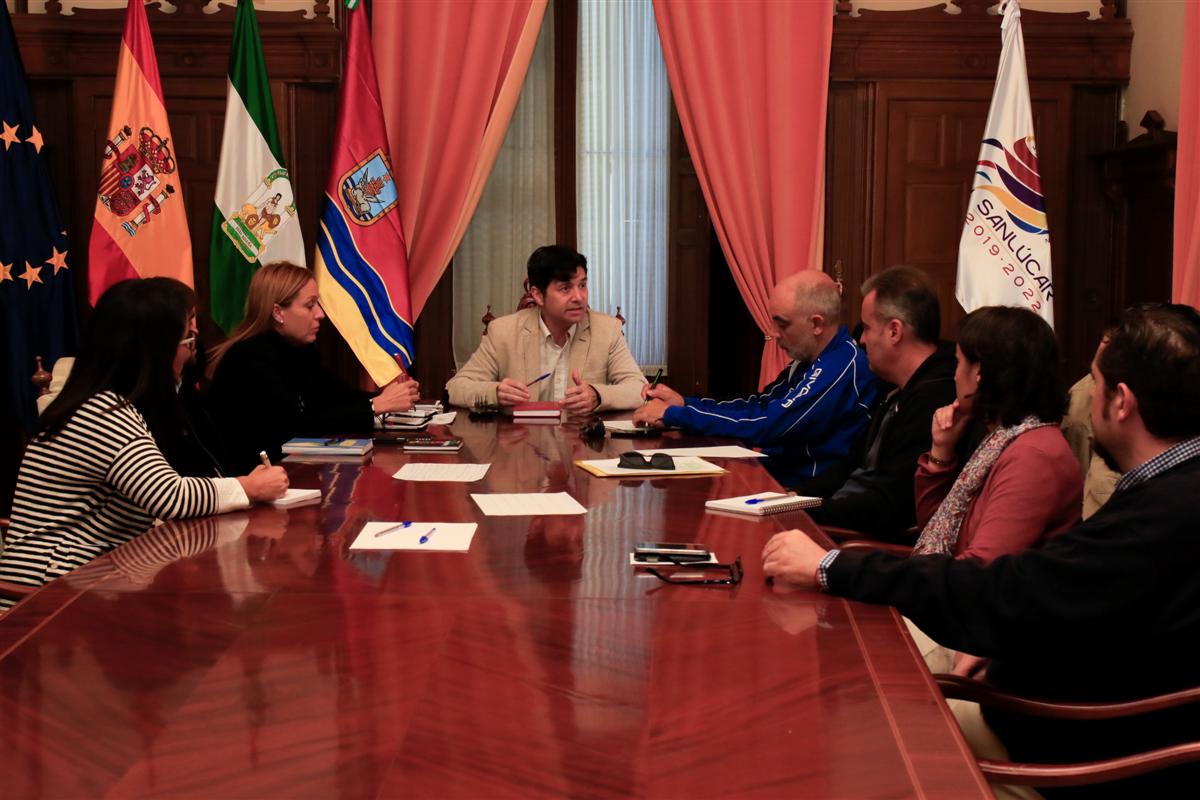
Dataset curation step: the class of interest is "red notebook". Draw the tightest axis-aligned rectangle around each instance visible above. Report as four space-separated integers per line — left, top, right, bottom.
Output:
513 401 561 418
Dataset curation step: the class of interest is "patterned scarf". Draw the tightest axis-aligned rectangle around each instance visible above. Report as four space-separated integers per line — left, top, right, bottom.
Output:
912 416 1053 556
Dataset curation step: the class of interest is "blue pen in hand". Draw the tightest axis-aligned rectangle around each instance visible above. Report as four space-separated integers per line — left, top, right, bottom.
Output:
374 521 413 538
526 372 552 388
418 527 437 545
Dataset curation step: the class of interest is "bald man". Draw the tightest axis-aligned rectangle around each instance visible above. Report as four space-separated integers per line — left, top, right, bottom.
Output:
634 271 878 485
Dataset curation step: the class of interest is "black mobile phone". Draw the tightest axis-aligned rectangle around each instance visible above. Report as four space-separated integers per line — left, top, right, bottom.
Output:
634 541 709 555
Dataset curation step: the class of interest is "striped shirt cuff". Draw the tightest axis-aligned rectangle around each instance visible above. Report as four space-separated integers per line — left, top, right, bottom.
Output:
817 549 840 591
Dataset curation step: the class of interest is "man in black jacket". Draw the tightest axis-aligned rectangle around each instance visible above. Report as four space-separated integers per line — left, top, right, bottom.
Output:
795 266 957 540
763 303 1200 798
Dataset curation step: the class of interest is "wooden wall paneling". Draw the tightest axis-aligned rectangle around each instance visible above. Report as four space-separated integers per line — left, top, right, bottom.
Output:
824 81 874 331
828 3 1131 381
552 0 577 247
665 106 710 395
1070 86 1127 378
413 267 455 402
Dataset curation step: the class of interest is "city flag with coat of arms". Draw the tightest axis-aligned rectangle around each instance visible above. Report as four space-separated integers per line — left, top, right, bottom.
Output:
209 0 305 333
1 2 78 430
87 0 192 305
313 1 415 385
957 0 1054 327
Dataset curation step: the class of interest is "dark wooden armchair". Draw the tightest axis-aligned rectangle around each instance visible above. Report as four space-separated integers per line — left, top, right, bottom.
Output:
935 673 1200 788
822 525 916 557
0 517 35 611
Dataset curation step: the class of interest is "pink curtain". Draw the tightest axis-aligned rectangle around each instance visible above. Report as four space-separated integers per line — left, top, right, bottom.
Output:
372 0 547 318
1175 0 1200 307
653 1 832 387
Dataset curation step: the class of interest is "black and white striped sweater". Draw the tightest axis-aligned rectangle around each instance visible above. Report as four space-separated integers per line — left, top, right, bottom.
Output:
1 392 248 607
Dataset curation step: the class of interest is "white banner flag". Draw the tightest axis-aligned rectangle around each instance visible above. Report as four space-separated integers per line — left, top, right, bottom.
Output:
957 0 1053 327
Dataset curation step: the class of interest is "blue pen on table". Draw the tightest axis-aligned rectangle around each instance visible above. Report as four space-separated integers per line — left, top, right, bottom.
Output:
374 521 413 538
418 527 437 545
526 372 552 388
745 493 788 505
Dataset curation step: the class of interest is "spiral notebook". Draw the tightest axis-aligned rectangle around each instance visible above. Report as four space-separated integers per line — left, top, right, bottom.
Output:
704 492 821 516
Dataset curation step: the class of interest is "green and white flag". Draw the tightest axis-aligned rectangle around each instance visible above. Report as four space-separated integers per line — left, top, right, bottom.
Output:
209 0 304 332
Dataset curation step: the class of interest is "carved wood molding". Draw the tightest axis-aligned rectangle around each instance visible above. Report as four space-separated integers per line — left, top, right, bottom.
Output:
11 10 341 80
832 4 1132 83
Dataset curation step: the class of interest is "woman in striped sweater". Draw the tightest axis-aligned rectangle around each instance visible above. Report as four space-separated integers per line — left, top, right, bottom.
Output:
0 279 288 608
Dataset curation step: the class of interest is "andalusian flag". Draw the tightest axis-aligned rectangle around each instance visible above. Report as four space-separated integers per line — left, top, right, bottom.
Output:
314 3 415 383
956 0 1053 326
209 0 304 332
88 0 192 305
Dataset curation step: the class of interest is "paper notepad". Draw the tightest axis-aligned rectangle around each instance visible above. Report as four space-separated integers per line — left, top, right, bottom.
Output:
350 522 477 551
470 492 587 516
704 492 821 516
271 488 322 508
575 456 725 478
393 463 490 482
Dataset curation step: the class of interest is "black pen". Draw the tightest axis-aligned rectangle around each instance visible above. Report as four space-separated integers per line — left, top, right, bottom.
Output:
650 367 663 388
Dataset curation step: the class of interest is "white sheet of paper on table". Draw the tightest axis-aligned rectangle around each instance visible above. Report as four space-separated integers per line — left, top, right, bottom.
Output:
393 463 491 482
350 521 477 551
430 411 457 425
470 492 588 516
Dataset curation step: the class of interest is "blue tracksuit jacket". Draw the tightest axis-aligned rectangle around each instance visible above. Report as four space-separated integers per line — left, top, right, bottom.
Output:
662 326 878 485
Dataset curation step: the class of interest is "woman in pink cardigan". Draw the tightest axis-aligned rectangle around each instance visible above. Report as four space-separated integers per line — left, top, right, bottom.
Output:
913 306 1082 564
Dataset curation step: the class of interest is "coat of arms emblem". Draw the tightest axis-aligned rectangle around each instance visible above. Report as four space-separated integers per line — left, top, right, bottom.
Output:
221 169 299 262
97 125 179 238
339 148 398 226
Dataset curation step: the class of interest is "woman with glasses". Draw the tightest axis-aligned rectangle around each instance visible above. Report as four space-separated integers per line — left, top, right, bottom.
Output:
0 279 289 608
206 261 420 472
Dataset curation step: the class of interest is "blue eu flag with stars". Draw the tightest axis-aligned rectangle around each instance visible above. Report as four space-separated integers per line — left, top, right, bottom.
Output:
1 4 78 431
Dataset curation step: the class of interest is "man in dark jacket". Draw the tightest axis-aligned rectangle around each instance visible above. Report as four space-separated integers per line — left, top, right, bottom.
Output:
763 303 1200 798
796 266 957 540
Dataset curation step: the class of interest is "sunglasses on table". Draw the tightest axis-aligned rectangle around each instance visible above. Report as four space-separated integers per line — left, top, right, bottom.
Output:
617 452 675 471
644 556 743 586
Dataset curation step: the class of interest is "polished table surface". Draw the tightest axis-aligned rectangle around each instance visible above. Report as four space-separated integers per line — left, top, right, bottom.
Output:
0 415 992 799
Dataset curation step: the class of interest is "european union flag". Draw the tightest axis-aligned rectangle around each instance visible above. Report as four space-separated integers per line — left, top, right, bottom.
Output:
1 4 77 431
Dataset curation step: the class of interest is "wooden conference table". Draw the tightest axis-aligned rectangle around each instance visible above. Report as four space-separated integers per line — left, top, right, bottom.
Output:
0 414 992 799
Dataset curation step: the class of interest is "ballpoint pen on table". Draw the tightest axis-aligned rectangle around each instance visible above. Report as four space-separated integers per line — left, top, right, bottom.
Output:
745 493 787 505
418 527 437 544
374 521 413 538
526 372 552 388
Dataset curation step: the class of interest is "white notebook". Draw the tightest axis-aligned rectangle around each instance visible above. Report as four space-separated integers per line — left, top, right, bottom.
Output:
704 492 821 516
271 488 322 508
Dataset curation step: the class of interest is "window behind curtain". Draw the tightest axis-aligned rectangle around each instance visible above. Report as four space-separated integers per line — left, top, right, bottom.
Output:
577 0 669 370
451 5 556 368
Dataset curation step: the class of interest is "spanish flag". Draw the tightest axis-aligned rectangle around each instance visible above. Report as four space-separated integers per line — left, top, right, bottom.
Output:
87 0 192 305
313 3 415 385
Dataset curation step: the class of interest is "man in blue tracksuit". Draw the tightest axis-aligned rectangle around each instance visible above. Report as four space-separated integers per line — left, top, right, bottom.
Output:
633 271 878 486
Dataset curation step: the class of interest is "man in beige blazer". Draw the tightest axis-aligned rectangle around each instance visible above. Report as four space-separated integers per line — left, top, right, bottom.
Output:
447 246 647 413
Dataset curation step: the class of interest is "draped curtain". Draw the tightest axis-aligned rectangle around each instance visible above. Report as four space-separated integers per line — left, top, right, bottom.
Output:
372 0 548 318
1175 0 1200 307
652 0 833 387
451 6 557 368
577 0 670 371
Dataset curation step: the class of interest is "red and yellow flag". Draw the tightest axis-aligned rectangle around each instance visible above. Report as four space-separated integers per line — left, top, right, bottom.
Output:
87 0 192 305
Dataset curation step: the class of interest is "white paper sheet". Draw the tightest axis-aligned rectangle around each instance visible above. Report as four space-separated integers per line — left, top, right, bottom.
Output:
470 492 588 516
271 488 322 508
393 463 491 482
603 420 643 432
350 521 477 551
430 411 458 425
632 445 766 459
